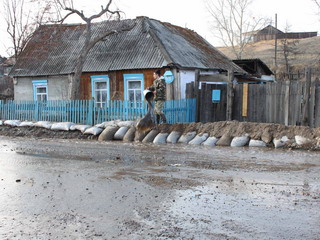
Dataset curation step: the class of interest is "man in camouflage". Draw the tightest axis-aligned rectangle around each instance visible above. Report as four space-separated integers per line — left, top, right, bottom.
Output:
148 70 167 124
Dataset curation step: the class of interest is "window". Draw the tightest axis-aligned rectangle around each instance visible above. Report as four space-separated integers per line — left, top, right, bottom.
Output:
124 74 144 108
91 75 110 108
32 80 48 101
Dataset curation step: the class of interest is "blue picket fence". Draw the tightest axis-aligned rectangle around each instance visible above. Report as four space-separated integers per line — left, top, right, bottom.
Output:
0 99 196 125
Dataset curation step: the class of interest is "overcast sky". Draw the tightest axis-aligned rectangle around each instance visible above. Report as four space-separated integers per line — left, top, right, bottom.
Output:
0 0 319 57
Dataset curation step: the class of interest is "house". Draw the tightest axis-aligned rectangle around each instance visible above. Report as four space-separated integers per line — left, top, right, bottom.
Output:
232 58 275 83
0 57 14 99
10 16 242 105
245 25 317 43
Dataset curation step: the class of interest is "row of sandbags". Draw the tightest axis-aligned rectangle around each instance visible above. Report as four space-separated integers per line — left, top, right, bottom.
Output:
0 119 316 148
97 125 316 148
0 119 135 136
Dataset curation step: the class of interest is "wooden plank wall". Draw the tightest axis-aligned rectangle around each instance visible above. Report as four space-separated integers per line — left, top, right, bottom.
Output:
80 69 159 100
195 80 320 128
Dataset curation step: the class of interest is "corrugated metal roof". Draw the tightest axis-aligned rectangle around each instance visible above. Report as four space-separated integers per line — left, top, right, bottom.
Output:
148 19 242 71
11 17 242 77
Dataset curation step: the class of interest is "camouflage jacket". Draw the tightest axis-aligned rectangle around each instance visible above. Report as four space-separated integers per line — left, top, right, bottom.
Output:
148 77 166 101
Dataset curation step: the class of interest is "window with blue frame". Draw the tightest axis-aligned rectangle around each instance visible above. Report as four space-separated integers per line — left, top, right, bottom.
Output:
32 80 48 101
123 74 144 108
91 75 110 108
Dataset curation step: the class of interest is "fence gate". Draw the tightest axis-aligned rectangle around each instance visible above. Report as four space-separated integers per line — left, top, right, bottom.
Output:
198 83 228 122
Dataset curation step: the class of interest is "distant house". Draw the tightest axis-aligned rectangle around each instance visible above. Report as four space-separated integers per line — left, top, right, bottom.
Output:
0 57 14 99
245 25 317 43
10 16 242 104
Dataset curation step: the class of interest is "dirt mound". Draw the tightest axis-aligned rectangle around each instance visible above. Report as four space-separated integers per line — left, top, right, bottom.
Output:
0 126 97 140
0 121 318 144
157 121 318 141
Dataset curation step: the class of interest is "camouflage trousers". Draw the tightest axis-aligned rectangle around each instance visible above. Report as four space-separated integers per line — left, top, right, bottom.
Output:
154 100 165 115
154 100 167 124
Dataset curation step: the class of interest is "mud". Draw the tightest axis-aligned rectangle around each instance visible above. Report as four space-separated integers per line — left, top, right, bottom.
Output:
0 136 319 239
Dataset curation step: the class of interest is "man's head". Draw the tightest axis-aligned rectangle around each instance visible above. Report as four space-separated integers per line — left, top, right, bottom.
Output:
153 70 161 80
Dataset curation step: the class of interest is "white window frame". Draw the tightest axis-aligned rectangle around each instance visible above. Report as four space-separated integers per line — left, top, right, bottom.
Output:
123 74 144 108
32 80 48 101
91 75 110 108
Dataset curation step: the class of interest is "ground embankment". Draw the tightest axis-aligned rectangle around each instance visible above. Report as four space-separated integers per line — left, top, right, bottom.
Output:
0 120 319 150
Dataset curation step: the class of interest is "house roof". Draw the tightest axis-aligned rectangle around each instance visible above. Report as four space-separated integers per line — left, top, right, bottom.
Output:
11 16 242 77
244 25 284 36
256 25 284 35
233 58 274 76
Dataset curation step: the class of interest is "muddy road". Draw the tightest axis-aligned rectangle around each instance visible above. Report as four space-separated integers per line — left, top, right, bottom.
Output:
0 136 319 240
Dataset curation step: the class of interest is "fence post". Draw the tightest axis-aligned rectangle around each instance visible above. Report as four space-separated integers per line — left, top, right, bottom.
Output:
194 69 200 122
0 100 2 119
309 80 316 128
35 101 39 121
88 100 94 125
242 83 248 118
302 68 312 126
315 79 320 127
226 70 234 121
284 81 290 126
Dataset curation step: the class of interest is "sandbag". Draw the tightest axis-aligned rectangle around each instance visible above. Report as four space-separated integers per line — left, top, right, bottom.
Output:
71 124 91 133
249 140 267 147
189 133 208 145
117 121 135 128
34 121 52 129
84 126 103 136
295 136 311 145
95 122 106 128
261 129 273 144
98 126 119 141
19 121 35 127
51 122 74 131
166 131 181 144
216 134 232 146
114 127 129 140
273 136 289 148
230 135 249 147
153 133 169 144
104 120 120 128
0 120 3 125
142 130 159 143
95 120 118 129
69 124 76 131
4 120 21 127
123 127 136 142
134 131 148 142
202 137 219 147
178 131 197 143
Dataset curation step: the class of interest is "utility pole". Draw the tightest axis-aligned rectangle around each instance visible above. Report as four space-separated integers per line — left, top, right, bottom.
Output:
274 13 278 79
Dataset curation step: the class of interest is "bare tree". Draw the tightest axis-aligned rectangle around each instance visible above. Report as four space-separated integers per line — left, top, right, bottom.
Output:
278 24 299 80
204 0 270 59
3 0 55 60
312 0 320 8
53 0 134 99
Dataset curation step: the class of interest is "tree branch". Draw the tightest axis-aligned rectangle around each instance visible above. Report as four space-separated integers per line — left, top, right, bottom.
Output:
89 22 136 49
